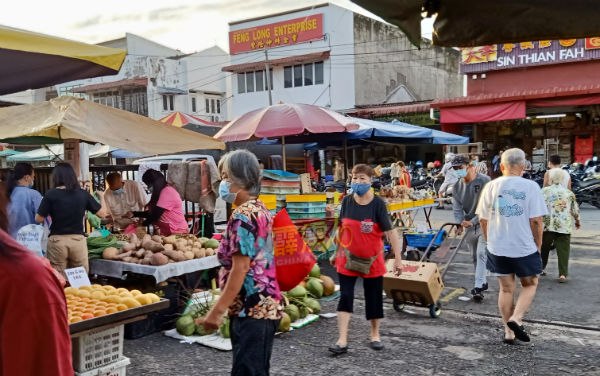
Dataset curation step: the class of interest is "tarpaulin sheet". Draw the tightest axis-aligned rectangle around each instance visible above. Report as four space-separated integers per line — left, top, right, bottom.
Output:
440 101 526 124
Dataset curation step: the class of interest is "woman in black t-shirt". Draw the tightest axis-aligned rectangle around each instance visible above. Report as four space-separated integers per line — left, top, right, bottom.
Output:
36 163 108 278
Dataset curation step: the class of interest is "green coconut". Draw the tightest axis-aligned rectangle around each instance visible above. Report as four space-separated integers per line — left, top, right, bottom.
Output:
288 285 307 299
306 278 324 299
176 315 195 336
284 304 300 322
219 317 231 338
304 297 321 315
203 238 220 249
278 312 291 332
298 306 309 319
195 325 215 336
309 263 321 278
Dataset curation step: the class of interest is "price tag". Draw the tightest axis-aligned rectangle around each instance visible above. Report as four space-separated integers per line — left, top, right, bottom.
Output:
65 267 91 288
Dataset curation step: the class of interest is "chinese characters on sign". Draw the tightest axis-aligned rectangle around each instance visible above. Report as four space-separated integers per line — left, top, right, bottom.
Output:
65 267 91 288
229 14 323 54
274 225 309 258
460 38 600 73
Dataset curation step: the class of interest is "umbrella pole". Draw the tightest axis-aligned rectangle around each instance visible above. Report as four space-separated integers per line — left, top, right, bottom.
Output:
344 139 348 194
282 135 287 171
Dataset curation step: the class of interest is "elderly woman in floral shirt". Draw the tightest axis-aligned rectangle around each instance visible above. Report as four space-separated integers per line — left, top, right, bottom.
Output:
541 168 581 282
199 150 282 376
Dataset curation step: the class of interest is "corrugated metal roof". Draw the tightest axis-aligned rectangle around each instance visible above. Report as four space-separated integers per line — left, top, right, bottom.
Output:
71 78 148 93
222 51 330 72
346 101 431 117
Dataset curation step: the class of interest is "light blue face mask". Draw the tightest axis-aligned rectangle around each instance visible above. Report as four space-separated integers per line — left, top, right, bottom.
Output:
28 181 34 189
148 186 153 194
219 181 238 204
350 182 371 196
455 168 468 179
113 188 124 195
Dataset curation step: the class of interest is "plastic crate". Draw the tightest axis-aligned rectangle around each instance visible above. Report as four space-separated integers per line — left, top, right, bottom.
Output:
288 212 327 219
261 186 301 194
287 207 327 213
286 194 327 202
286 201 327 209
73 326 124 372
261 180 301 187
404 230 446 248
262 170 300 181
76 357 131 376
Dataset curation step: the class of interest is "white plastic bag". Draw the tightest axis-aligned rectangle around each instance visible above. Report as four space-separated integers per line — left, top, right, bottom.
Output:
15 223 49 257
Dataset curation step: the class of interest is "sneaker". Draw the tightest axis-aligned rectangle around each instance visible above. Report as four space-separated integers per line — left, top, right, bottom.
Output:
481 283 489 292
471 288 484 302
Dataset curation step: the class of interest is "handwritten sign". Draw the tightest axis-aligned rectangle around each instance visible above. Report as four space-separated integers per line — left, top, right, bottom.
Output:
65 267 91 288
229 14 323 54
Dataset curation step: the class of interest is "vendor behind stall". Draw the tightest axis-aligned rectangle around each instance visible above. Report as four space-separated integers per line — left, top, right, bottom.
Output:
104 172 148 230
129 169 188 235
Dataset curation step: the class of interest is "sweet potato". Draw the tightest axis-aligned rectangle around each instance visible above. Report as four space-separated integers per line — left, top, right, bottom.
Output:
143 250 154 259
135 249 146 258
183 251 194 260
151 253 169 266
142 234 152 244
162 250 186 262
122 256 134 263
122 243 136 252
192 248 205 259
142 240 165 253
151 235 163 244
205 248 215 256
102 247 119 260
163 235 178 245
141 258 152 265
163 244 174 251
114 250 132 260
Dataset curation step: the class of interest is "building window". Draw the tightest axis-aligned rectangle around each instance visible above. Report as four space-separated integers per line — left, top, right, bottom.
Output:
255 71 264 92
304 64 313 86
191 97 196 112
315 61 324 84
293 65 303 87
284 66 292 88
211 99 215 113
217 100 221 114
237 73 246 94
246 72 254 93
163 95 167 110
162 94 174 111
205 98 210 113
58 84 87 99
92 87 147 116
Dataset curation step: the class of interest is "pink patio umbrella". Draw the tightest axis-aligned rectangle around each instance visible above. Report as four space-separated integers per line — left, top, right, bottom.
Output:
214 103 359 170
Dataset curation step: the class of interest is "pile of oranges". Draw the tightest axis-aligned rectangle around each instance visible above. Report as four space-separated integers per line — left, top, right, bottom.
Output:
65 284 160 324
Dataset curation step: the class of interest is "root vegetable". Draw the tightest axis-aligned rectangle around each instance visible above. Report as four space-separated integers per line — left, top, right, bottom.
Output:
142 240 165 253
114 250 133 260
151 253 169 266
130 234 139 246
162 250 186 262
205 248 216 256
122 257 134 263
192 248 205 258
164 244 174 251
141 259 152 265
183 251 194 260
163 235 178 245
142 234 151 244
102 247 119 260
135 249 146 258
122 243 136 252
143 250 154 259
151 235 163 244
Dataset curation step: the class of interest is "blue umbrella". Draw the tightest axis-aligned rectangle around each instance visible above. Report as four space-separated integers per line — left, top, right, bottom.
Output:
348 117 431 139
390 120 469 144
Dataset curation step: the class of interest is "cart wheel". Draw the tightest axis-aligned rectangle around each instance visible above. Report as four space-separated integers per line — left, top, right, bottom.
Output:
429 301 442 318
393 301 405 312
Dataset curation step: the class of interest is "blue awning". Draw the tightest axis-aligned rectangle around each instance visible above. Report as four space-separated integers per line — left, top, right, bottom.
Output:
348 118 431 139
390 120 469 145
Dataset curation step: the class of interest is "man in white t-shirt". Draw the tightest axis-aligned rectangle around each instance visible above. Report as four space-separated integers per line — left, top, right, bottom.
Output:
104 173 148 230
543 154 571 189
476 148 548 344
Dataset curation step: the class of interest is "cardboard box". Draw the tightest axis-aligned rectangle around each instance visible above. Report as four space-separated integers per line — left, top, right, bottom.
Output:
383 260 444 306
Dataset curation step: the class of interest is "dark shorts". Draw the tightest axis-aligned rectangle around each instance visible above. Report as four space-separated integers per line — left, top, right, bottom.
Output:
230 317 279 376
486 250 543 278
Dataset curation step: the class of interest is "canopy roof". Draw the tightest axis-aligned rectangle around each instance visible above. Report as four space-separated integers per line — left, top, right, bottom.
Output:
0 25 126 95
351 0 600 47
0 96 225 154
7 143 110 162
159 111 219 127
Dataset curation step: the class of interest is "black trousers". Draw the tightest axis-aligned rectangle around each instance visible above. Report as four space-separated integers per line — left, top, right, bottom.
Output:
337 273 384 320
230 317 279 376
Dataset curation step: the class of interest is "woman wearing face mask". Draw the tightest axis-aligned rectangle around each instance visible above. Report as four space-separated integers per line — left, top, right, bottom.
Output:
329 164 403 355
6 162 43 238
200 150 282 376
129 169 188 235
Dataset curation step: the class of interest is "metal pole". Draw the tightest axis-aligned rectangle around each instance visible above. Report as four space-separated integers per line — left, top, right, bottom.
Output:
264 49 273 106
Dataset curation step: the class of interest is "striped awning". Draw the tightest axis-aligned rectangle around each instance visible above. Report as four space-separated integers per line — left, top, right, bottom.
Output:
159 112 219 127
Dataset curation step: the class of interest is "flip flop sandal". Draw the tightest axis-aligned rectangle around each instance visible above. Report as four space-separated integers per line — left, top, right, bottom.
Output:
507 321 530 342
502 335 515 345
559 276 568 283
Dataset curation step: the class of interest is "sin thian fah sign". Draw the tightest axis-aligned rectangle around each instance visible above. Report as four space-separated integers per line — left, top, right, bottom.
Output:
460 38 600 73
229 14 323 54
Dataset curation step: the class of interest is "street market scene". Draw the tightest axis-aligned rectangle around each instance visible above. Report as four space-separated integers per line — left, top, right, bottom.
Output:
1 1 600 375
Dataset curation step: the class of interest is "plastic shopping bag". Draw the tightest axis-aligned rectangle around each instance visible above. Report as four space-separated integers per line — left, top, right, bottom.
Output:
15 223 49 257
273 209 316 291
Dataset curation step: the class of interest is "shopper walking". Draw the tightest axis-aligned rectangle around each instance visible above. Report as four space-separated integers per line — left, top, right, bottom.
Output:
200 150 281 376
541 168 580 282
35 163 108 277
452 155 491 301
329 164 403 354
5 162 42 238
477 148 547 343
435 153 457 209
543 154 571 189
0 183 74 376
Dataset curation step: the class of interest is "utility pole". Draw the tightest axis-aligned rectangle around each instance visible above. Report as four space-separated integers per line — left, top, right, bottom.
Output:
264 48 273 106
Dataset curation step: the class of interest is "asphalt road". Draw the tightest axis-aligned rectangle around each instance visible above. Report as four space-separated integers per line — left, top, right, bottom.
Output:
123 206 600 375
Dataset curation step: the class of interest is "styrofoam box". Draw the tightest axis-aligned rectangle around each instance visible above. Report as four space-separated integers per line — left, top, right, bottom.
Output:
72 325 124 372
75 357 130 376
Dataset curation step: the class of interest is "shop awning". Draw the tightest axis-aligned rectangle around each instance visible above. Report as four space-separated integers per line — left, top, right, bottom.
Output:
440 101 526 124
71 78 147 93
0 25 126 95
7 144 110 162
345 101 431 117
222 51 330 73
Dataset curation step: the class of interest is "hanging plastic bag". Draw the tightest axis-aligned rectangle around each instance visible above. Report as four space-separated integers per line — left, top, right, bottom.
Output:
15 223 48 257
273 209 316 291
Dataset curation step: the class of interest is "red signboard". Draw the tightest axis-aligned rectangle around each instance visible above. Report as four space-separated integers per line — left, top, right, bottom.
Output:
229 14 323 55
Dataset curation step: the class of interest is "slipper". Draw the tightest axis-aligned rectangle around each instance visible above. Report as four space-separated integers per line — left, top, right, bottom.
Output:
507 321 530 342
502 335 515 345
328 344 348 355
558 276 568 283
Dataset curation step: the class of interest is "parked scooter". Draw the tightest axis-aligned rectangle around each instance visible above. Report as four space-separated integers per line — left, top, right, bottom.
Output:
571 174 600 208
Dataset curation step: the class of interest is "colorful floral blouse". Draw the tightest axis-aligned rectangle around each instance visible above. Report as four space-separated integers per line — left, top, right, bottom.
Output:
217 199 282 320
542 184 580 234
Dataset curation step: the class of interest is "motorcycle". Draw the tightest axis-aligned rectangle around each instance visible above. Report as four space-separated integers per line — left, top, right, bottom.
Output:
571 175 600 208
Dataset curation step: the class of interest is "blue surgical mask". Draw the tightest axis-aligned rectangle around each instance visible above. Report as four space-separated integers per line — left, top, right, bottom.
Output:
113 188 124 195
148 186 153 194
28 182 34 188
350 183 371 197
219 181 237 204
455 168 468 179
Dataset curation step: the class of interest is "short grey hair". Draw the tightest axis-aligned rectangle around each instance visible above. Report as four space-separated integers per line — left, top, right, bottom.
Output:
548 168 565 185
501 148 526 168
221 150 261 196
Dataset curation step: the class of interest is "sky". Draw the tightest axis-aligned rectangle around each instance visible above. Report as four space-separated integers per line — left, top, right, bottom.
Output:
1 0 433 53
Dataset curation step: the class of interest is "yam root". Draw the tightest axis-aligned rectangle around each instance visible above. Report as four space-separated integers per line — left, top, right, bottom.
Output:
142 234 152 244
114 251 133 260
151 235 163 244
151 253 169 266
163 235 178 245
135 249 146 258
192 248 205 259
141 258 152 265
162 250 186 262
102 247 120 260
183 251 194 260
163 244 174 251
122 243 136 252
143 250 154 259
142 239 165 253
205 248 216 256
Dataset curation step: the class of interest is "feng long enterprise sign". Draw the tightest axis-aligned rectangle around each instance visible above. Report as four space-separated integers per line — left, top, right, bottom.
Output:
460 38 600 73
229 14 323 54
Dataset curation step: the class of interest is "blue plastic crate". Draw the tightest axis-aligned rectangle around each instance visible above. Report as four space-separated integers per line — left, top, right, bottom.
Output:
404 229 446 248
285 201 327 209
287 207 327 214
288 212 327 219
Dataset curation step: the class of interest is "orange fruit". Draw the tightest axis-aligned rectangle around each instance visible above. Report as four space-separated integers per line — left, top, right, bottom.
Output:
116 288 129 294
91 291 106 300
93 310 106 317
116 304 128 311
81 313 94 320
121 297 142 309
69 317 83 323
76 290 91 298
106 307 118 314
130 289 142 297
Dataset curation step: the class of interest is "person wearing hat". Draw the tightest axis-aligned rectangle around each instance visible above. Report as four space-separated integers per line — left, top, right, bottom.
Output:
452 154 491 301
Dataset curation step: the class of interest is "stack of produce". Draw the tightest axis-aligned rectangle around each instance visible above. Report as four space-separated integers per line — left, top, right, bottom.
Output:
65 285 160 323
380 186 435 203
175 288 230 339
278 264 335 332
101 234 220 265
87 235 119 260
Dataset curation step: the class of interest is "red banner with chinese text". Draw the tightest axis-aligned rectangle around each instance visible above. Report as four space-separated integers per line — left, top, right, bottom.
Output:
229 14 323 55
273 209 316 291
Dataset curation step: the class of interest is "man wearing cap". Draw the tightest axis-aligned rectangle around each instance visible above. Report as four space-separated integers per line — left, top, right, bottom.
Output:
452 155 491 301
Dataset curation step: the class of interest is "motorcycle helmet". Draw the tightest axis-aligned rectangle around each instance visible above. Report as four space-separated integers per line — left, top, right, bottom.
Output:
427 162 435 169
445 153 455 163
434 160 442 168
416 160 423 167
